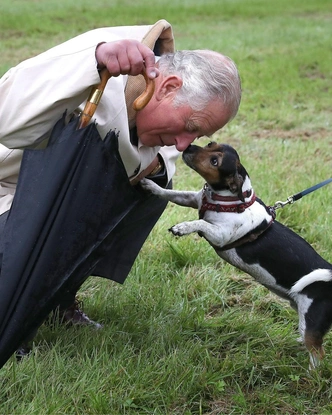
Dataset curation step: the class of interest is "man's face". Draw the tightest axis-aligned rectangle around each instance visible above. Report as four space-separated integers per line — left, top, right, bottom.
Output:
135 75 230 152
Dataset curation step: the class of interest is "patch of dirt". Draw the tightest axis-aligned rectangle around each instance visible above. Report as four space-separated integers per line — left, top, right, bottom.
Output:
299 62 326 80
250 128 331 141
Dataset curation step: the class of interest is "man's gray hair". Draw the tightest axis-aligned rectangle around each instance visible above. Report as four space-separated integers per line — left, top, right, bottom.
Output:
158 50 241 119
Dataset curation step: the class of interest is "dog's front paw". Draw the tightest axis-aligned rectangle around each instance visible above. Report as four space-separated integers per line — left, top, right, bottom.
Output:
169 222 193 236
140 178 162 195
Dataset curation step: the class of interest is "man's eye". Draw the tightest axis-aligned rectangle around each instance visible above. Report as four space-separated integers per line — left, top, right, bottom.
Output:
210 157 218 166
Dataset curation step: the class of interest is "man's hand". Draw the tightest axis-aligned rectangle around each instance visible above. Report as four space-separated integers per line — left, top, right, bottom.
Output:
95 40 159 80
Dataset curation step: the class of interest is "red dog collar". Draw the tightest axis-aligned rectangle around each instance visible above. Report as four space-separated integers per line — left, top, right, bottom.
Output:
199 187 256 218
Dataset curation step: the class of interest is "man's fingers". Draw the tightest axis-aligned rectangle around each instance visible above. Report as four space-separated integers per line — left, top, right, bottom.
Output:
95 40 159 78
140 48 158 79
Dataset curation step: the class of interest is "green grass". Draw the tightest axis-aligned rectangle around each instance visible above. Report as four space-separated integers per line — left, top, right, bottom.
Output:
1 0 332 413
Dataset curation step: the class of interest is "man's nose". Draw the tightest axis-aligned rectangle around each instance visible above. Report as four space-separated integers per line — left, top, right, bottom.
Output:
174 133 197 152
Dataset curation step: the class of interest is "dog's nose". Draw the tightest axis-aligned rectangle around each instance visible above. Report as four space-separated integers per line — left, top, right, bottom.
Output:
183 144 198 154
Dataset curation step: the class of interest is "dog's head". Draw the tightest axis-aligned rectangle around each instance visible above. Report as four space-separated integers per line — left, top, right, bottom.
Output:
182 142 248 201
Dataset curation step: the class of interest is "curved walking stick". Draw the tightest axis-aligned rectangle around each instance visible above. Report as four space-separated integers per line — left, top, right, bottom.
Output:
78 68 155 129
132 70 155 111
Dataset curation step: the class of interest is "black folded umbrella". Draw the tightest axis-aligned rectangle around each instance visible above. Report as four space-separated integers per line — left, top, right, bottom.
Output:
0 114 142 368
0 70 155 368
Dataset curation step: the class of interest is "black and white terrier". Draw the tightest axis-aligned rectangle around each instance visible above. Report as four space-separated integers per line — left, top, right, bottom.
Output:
141 142 332 369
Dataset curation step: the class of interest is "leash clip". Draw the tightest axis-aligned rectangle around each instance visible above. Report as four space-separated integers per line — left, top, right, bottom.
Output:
273 196 294 210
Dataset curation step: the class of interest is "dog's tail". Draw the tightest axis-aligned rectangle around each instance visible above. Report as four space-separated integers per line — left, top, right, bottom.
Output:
290 268 332 294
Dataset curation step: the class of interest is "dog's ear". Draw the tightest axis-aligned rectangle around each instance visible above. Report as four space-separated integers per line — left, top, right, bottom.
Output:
218 145 245 199
227 172 244 201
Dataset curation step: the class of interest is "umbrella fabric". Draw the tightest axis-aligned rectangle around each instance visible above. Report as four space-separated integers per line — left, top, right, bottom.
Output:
0 113 142 368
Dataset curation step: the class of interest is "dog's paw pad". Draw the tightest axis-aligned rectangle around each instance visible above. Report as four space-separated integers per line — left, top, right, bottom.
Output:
169 223 190 236
168 226 182 236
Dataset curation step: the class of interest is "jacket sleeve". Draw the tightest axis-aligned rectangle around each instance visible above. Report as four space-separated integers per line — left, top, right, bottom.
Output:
0 24 155 150
0 24 179 184
0 41 103 149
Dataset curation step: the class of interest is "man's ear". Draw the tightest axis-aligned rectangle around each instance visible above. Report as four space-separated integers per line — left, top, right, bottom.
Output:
155 75 183 101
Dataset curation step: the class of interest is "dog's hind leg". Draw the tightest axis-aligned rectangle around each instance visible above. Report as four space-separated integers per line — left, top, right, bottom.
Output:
295 294 323 369
301 299 332 369
304 331 325 370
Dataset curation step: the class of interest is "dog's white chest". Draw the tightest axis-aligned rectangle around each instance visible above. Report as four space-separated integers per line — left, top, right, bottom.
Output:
201 201 272 248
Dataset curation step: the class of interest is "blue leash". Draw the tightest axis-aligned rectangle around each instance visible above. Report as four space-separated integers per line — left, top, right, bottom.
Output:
273 177 332 210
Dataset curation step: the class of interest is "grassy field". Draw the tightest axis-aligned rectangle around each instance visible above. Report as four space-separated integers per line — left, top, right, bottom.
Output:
1 0 332 413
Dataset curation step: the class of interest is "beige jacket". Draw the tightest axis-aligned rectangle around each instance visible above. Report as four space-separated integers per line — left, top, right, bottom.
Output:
0 20 179 216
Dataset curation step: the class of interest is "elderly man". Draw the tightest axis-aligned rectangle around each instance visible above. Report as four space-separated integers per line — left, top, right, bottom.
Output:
0 20 241 340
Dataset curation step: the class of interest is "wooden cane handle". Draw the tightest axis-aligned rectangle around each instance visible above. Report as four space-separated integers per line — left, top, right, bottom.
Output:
132 70 155 111
78 68 154 129
78 69 111 129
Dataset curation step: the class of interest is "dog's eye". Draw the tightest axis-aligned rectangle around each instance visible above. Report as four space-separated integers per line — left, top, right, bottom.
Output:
210 157 218 167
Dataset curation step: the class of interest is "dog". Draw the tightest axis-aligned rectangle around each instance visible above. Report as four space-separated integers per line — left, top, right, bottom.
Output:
141 142 332 369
